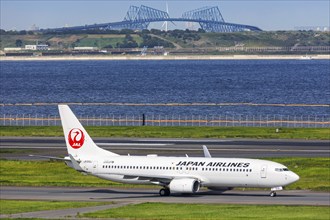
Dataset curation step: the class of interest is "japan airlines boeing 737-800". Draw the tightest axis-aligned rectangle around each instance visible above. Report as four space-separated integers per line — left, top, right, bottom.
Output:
55 105 299 197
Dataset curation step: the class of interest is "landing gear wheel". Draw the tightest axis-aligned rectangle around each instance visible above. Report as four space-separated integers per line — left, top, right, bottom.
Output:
270 191 277 197
159 188 170 196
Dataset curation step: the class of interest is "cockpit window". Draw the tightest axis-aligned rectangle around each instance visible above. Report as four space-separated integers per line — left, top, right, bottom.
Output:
275 168 290 172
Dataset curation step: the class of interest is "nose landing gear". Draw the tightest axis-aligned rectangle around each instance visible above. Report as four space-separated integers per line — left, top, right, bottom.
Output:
270 186 282 197
270 191 277 197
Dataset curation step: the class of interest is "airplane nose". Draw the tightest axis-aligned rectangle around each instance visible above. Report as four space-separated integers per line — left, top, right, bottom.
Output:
290 172 300 184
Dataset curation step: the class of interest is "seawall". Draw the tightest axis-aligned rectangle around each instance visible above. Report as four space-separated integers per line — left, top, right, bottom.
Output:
1 54 329 61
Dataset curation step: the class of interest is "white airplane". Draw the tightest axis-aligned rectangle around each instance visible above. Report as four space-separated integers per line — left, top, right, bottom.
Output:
53 105 300 197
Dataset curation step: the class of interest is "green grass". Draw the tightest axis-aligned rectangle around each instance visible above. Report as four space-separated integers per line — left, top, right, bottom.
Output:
0 160 117 187
74 34 142 48
0 149 32 154
1 126 329 140
0 158 329 191
0 200 109 215
77 37 124 48
82 202 330 219
198 31 330 48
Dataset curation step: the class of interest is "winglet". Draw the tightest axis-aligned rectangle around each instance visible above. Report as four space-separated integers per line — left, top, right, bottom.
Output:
203 145 212 158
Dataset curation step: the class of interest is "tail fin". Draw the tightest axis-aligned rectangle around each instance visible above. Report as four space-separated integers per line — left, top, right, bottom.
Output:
58 105 119 160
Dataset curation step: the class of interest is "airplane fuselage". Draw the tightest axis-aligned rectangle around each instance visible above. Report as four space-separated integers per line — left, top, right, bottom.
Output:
80 156 299 189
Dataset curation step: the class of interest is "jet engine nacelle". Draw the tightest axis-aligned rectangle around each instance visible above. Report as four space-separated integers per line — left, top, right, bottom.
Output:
169 178 200 193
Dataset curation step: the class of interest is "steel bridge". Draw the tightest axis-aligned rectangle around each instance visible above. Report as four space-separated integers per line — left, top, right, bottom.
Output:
45 5 262 32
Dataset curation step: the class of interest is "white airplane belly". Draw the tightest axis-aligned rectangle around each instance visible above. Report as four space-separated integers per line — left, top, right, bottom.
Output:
95 174 153 185
202 172 260 188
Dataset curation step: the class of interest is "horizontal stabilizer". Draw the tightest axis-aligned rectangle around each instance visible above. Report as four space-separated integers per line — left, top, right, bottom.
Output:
29 155 70 161
69 154 84 172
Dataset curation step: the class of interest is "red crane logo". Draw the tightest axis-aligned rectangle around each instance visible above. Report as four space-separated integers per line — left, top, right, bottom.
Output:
68 128 85 149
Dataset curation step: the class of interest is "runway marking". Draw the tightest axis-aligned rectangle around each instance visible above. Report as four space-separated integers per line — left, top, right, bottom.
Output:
135 139 231 142
96 143 173 146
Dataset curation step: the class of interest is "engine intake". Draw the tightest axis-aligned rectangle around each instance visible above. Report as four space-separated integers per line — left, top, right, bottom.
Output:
169 178 200 193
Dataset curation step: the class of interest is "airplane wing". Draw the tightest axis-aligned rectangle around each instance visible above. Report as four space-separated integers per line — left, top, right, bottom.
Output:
123 175 172 185
113 171 202 186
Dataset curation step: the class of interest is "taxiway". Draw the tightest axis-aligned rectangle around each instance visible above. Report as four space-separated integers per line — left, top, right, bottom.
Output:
1 186 329 206
1 137 329 160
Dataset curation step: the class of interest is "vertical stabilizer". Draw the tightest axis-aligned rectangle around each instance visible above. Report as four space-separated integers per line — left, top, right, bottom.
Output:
58 105 119 160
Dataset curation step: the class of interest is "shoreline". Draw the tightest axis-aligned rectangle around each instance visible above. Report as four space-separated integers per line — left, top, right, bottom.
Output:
1 54 329 61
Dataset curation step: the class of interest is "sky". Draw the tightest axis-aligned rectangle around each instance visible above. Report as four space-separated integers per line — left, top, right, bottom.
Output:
1 0 329 31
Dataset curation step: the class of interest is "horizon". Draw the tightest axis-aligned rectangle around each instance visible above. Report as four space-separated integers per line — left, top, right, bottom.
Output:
1 0 329 31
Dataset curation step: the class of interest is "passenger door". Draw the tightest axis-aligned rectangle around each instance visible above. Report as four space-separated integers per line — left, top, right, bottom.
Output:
260 165 267 178
92 161 98 173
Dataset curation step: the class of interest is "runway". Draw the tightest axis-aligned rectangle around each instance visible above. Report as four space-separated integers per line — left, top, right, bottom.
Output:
1 186 329 206
1 137 329 160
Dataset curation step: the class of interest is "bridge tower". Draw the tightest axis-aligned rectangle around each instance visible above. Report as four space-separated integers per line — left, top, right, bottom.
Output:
182 6 252 32
122 5 170 30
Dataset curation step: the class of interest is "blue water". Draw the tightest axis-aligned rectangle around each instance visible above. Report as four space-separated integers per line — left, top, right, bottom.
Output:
1 60 329 116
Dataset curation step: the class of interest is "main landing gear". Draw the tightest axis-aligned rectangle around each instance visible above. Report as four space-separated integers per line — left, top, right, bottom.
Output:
159 188 170 196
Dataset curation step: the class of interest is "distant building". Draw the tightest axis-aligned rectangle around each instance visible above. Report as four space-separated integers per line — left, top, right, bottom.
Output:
4 47 22 51
25 44 49 50
25 45 37 50
74 47 98 51
294 26 329 32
